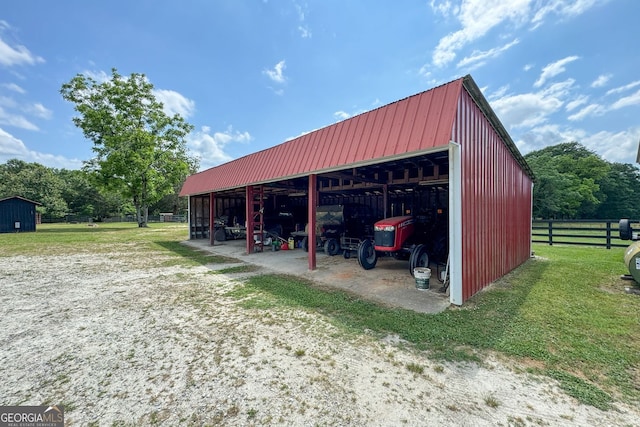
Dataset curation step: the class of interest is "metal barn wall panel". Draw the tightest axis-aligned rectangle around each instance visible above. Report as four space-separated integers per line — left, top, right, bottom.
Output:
452 89 533 302
180 79 463 196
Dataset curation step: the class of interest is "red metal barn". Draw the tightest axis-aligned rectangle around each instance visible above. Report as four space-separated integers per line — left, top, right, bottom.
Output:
180 75 534 305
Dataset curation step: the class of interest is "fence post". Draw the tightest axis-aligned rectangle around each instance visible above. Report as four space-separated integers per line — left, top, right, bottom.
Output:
548 220 553 246
606 221 612 249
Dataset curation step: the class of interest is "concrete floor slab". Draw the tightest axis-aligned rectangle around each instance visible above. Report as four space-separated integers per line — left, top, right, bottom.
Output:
183 239 451 314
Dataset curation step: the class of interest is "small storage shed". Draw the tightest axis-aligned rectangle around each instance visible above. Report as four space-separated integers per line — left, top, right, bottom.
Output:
180 75 534 305
0 196 41 233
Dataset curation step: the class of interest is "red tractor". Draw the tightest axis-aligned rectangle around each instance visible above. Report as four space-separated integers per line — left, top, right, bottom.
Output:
357 215 444 276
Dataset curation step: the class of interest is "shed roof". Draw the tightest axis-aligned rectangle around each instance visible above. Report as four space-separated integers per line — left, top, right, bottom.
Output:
180 75 530 196
0 196 42 205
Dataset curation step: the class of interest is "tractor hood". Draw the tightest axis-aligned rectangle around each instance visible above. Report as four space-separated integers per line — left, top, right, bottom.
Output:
374 216 414 229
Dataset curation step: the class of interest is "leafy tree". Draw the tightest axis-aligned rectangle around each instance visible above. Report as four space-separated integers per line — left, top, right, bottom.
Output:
56 169 130 219
525 143 606 218
0 159 68 218
60 68 197 227
525 142 640 219
150 182 189 216
595 163 640 219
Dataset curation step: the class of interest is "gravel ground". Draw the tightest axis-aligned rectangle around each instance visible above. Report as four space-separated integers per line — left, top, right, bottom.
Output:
1 249 639 426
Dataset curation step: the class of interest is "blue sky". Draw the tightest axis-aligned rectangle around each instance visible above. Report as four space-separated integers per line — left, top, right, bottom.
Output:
1 0 638 172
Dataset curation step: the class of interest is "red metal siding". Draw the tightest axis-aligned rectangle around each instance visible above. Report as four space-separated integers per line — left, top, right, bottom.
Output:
452 89 532 302
180 79 464 196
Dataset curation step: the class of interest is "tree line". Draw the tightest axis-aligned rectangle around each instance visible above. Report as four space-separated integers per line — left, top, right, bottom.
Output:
0 158 187 221
524 142 640 219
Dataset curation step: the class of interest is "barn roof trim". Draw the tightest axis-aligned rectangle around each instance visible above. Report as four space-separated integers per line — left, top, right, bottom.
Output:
0 196 42 205
180 74 532 196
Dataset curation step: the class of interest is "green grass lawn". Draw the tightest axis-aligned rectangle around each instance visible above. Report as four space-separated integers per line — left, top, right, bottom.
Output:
2 223 639 409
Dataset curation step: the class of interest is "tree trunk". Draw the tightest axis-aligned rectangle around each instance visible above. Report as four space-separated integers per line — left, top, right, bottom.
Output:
140 205 149 227
135 203 148 227
138 176 149 227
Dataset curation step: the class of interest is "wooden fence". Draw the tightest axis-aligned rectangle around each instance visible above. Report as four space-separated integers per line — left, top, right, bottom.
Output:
532 219 637 249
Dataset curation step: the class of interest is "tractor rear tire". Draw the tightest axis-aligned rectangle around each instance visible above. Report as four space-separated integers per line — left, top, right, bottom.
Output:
620 219 633 241
214 228 227 242
409 244 429 276
324 238 340 256
357 239 377 270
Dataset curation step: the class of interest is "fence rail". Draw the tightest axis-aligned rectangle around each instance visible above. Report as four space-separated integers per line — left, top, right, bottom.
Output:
41 215 187 224
532 219 637 249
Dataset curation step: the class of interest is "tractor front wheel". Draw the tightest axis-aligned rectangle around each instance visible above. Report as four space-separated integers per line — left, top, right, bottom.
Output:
409 244 429 276
324 238 340 256
357 239 377 270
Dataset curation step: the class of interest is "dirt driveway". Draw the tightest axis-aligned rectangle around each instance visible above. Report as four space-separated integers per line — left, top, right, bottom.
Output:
1 247 638 426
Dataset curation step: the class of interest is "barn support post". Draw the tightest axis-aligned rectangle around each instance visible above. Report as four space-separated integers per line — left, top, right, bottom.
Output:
209 192 215 246
308 174 317 270
382 184 388 218
187 196 192 239
245 186 254 254
449 141 463 305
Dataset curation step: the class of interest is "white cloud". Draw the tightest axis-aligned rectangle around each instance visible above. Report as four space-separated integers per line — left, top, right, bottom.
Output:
558 87 640 121
565 95 589 112
540 78 575 98
567 103 605 121
0 105 39 130
187 126 252 170
534 56 579 87
610 89 640 110
0 127 83 169
494 94 561 128
27 103 52 120
263 60 287 84
532 0 603 28
456 38 519 69
2 83 25 94
334 111 350 120
606 80 640 96
429 0 457 17
294 2 312 38
515 123 639 165
514 123 582 155
432 0 530 67
487 85 510 100
298 26 312 38
0 94 52 128
0 37 44 67
492 91 563 129
581 128 640 164
591 74 611 88
430 1 599 69
83 69 110 83
154 89 196 118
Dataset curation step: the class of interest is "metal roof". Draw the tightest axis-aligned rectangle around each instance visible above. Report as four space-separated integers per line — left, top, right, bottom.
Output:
180 75 530 196
0 196 42 205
